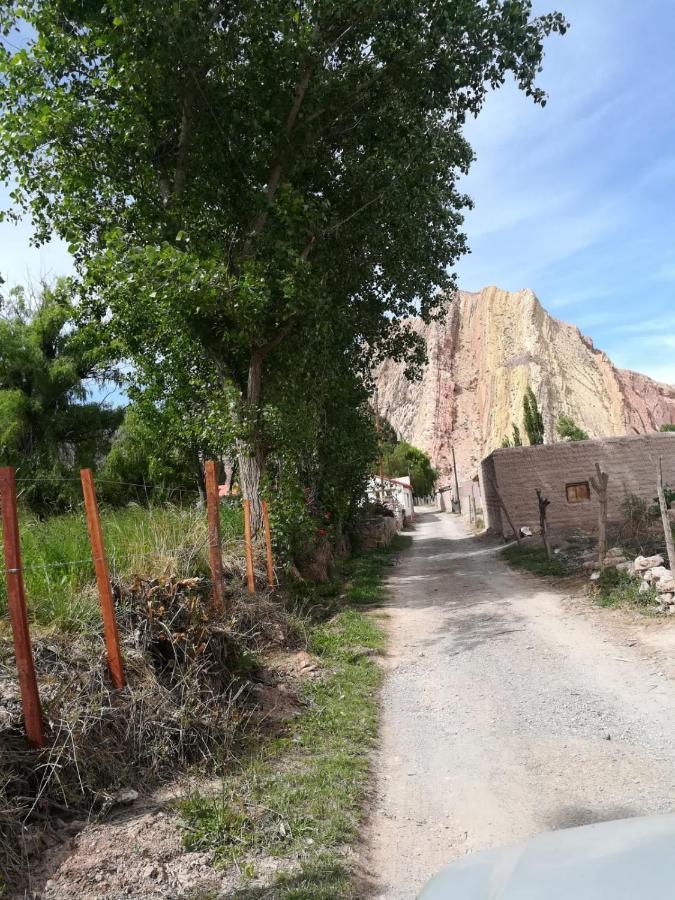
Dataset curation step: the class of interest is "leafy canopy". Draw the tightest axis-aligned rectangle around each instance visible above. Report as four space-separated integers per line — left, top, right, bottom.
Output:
0 0 567 408
523 386 545 445
383 441 437 497
0 280 122 510
557 415 589 442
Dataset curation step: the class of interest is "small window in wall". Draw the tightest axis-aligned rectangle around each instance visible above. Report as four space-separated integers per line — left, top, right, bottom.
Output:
566 481 591 503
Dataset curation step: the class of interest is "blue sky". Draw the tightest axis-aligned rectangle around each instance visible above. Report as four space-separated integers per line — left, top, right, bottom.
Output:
2 0 675 383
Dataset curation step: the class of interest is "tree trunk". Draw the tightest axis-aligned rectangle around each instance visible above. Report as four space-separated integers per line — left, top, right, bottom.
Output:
536 489 552 560
237 349 265 537
590 463 609 570
657 457 675 572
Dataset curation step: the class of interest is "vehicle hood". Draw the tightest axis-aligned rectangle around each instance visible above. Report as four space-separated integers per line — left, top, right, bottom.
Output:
418 814 675 899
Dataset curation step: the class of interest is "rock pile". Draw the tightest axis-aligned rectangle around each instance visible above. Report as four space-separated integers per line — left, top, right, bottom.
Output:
587 551 675 614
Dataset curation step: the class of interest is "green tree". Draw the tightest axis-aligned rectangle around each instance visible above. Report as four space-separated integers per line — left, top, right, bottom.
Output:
99 401 209 504
383 441 437 498
0 281 122 510
501 423 523 448
0 0 566 527
523 386 545 445
557 415 589 442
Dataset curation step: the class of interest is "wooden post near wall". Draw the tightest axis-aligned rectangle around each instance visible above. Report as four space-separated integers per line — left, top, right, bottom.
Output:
657 457 675 572
204 460 225 612
590 463 609 570
0 467 46 747
80 469 125 689
243 499 256 594
261 500 275 587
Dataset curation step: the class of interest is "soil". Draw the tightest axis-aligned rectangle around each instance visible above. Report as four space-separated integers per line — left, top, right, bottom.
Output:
364 509 675 900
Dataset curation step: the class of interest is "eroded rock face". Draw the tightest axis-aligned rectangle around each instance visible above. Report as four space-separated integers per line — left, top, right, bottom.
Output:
375 286 675 483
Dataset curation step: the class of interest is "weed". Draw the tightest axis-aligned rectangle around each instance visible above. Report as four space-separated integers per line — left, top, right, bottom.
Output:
591 568 659 609
0 504 242 632
501 543 569 577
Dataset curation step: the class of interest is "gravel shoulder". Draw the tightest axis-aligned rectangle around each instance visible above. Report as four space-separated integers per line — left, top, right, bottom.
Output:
364 509 675 900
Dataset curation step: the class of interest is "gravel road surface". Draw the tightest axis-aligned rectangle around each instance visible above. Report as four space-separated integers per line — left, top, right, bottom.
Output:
365 509 675 899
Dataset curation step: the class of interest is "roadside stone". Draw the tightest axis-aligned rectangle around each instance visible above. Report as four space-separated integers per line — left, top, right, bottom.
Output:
634 554 665 572
649 566 670 582
606 547 625 558
590 571 601 581
638 580 652 595
657 578 675 594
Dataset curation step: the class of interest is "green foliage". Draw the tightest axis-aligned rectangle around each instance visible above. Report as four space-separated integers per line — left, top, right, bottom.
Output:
502 423 523 448
557 415 589 441
0 0 567 549
382 441 437 497
99 402 208 503
523 386 545 445
592 568 658 610
502 543 568 577
660 424 675 432
0 281 122 511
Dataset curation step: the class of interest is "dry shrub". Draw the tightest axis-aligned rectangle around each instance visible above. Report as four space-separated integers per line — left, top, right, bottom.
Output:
0 572 295 893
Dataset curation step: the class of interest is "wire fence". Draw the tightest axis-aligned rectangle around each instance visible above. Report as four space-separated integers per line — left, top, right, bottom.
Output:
0 464 277 747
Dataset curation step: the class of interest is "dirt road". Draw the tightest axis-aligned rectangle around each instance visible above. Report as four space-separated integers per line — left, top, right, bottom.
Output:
366 510 675 899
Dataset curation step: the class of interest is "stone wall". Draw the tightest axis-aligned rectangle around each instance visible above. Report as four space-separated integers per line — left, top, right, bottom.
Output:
358 514 401 550
480 433 675 539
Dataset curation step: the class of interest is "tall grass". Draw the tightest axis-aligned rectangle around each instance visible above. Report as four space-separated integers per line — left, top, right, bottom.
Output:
0 503 243 632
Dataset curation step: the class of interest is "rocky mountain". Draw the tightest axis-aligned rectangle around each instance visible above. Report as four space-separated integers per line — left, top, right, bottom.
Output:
375 286 675 487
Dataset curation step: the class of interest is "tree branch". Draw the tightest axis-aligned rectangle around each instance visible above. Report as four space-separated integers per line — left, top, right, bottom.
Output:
173 82 195 200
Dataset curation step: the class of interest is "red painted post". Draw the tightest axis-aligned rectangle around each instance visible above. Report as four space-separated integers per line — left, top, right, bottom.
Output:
80 469 125 689
261 500 275 588
243 499 256 595
204 460 225 612
0 467 45 747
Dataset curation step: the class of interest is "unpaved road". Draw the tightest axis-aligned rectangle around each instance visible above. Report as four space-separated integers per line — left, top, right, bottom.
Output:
366 510 675 899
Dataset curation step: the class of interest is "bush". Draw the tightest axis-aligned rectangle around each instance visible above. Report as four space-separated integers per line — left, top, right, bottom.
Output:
591 567 658 609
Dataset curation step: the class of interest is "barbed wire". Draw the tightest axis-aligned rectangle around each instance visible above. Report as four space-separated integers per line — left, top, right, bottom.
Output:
0 538 251 576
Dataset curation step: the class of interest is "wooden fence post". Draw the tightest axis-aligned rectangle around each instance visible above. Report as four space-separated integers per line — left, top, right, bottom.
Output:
536 489 552 560
657 457 675 572
261 500 275 587
590 463 609 570
204 460 225 612
80 469 125 689
0 467 45 747
243 499 256 594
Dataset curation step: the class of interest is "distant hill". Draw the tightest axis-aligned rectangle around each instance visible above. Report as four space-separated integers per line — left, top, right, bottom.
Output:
375 286 675 483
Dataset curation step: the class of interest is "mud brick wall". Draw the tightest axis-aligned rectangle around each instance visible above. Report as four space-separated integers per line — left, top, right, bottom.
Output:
480 433 675 539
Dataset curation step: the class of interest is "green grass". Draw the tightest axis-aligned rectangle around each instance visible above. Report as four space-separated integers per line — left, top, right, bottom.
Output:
501 543 569 577
179 538 403 899
592 567 659 609
0 503 243 632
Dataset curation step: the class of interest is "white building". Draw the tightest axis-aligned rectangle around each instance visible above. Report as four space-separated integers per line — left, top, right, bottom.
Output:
367 475 415 522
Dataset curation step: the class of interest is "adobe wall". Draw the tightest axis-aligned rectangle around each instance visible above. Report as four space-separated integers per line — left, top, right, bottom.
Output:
480 433 675 539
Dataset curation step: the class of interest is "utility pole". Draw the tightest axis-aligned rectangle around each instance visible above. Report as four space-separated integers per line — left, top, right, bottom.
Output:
451 445 462 515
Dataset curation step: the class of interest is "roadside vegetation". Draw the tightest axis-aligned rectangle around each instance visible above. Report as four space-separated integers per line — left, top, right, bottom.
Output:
501 543 570 577
591 568 659 610
179 538 409 898
0 504 242 632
